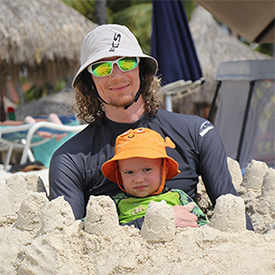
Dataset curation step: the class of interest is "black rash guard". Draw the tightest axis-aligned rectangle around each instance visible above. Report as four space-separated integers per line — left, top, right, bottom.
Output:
49 109 253 230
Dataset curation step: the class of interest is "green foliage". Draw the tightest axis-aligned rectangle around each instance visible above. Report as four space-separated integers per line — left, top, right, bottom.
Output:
22 79 67 102
61 0 95 21
107 0 150 14
23 84 47 102
112 3 152 54
182 0 196 21
254 44 273 57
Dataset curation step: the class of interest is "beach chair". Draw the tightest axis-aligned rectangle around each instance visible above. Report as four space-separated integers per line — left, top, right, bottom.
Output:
0 118 87 171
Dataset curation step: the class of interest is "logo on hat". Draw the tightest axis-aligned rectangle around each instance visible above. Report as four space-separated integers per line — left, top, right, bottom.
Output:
109 33 121 52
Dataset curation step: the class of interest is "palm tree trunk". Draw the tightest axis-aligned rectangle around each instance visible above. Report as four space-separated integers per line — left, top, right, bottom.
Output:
95 0 107 24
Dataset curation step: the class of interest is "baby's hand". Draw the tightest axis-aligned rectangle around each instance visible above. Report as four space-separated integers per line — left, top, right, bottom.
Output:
183 201 196 212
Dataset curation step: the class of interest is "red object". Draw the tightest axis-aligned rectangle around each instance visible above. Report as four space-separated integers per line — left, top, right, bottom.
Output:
7 107 15 112
7 106 16 120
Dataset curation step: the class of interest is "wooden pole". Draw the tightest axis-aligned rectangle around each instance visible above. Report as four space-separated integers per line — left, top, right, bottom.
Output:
0 76 6 122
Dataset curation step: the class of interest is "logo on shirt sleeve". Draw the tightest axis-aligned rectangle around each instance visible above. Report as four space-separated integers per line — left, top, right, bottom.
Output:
199 121 214 137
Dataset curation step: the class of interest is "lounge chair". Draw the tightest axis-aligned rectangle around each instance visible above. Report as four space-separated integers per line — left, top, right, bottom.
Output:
0 120 87 171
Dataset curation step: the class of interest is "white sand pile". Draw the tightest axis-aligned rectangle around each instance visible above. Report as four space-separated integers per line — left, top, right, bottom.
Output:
0 158 275 275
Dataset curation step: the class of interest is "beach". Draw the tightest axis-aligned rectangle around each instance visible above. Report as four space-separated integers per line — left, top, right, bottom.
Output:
0 158 275 275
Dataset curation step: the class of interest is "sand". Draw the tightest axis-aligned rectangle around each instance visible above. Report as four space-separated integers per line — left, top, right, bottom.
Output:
0 158 275 275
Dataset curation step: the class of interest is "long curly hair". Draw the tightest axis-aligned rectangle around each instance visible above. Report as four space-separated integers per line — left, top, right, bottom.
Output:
73 59 162 125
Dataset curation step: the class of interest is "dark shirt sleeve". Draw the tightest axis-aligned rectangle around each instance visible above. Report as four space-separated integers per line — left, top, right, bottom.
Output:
49 148 86 220
198 124 237 204
197 121 253 230
121 217 145 230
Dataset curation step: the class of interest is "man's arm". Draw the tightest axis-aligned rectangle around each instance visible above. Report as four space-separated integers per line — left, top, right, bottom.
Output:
49 151 86 220
198 121 254 230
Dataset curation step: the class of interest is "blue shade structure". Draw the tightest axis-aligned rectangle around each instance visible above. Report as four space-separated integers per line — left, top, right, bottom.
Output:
151 0 203 89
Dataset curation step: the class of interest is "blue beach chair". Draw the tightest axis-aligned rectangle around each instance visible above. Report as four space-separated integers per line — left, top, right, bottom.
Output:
0 116 87 170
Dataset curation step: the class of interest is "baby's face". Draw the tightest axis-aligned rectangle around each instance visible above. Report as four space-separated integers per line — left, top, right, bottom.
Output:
118 157 162 197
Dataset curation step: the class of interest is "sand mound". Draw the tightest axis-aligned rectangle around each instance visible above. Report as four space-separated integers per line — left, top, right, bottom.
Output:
0 158 275 274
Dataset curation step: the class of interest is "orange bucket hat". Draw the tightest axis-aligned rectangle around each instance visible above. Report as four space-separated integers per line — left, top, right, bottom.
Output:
101 128 180 195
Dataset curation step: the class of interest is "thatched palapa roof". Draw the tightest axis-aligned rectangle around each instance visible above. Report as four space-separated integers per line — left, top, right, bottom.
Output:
189 5 270 86
189 6 271 102
0 0 97 86
194 0 275 44
171 5 271 117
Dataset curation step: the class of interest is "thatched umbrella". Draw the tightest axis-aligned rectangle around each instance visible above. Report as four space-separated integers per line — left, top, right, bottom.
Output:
189 5 270 92
0 0 97 85
0 0 97 120
194 0 274 44
172 5 271 117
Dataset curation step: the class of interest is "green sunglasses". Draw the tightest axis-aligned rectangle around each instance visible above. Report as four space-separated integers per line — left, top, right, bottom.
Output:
87 57 140 77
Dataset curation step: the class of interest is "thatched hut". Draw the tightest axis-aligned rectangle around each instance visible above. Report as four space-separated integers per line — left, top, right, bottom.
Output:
0 0 97 121
171 5 270 118
0 0 97 86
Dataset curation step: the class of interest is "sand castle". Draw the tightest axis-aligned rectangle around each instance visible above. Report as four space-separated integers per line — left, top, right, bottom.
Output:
0 158 275 274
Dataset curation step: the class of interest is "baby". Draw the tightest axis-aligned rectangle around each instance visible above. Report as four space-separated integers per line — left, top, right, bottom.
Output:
102 127 208 229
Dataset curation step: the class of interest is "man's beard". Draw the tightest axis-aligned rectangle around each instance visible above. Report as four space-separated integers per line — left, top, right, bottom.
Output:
108 94 136 108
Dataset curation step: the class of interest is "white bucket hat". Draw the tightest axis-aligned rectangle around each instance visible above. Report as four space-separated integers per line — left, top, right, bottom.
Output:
72 24 158 87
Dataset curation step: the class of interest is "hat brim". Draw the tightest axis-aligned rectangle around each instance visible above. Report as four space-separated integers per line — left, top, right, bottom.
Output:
102 154 180 185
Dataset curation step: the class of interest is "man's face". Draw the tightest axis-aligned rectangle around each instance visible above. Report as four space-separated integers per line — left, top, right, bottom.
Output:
118 157 163 197
91 56 141 108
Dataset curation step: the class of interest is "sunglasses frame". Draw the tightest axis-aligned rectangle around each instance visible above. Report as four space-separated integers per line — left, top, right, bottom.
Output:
87 57 140 77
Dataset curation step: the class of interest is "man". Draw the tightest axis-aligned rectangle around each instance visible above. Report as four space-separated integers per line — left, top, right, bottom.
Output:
49 24 253 230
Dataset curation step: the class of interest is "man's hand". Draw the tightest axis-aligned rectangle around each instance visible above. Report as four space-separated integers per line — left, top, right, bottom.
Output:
173 202 199 228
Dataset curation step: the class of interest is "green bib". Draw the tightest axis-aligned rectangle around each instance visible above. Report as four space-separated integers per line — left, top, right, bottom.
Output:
118 191 180 224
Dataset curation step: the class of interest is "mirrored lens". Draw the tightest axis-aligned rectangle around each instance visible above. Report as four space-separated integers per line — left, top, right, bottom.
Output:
118 57 138 72
92 62 112 77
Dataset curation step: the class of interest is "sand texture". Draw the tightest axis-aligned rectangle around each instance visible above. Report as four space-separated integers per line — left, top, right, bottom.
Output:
0 158 275 275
